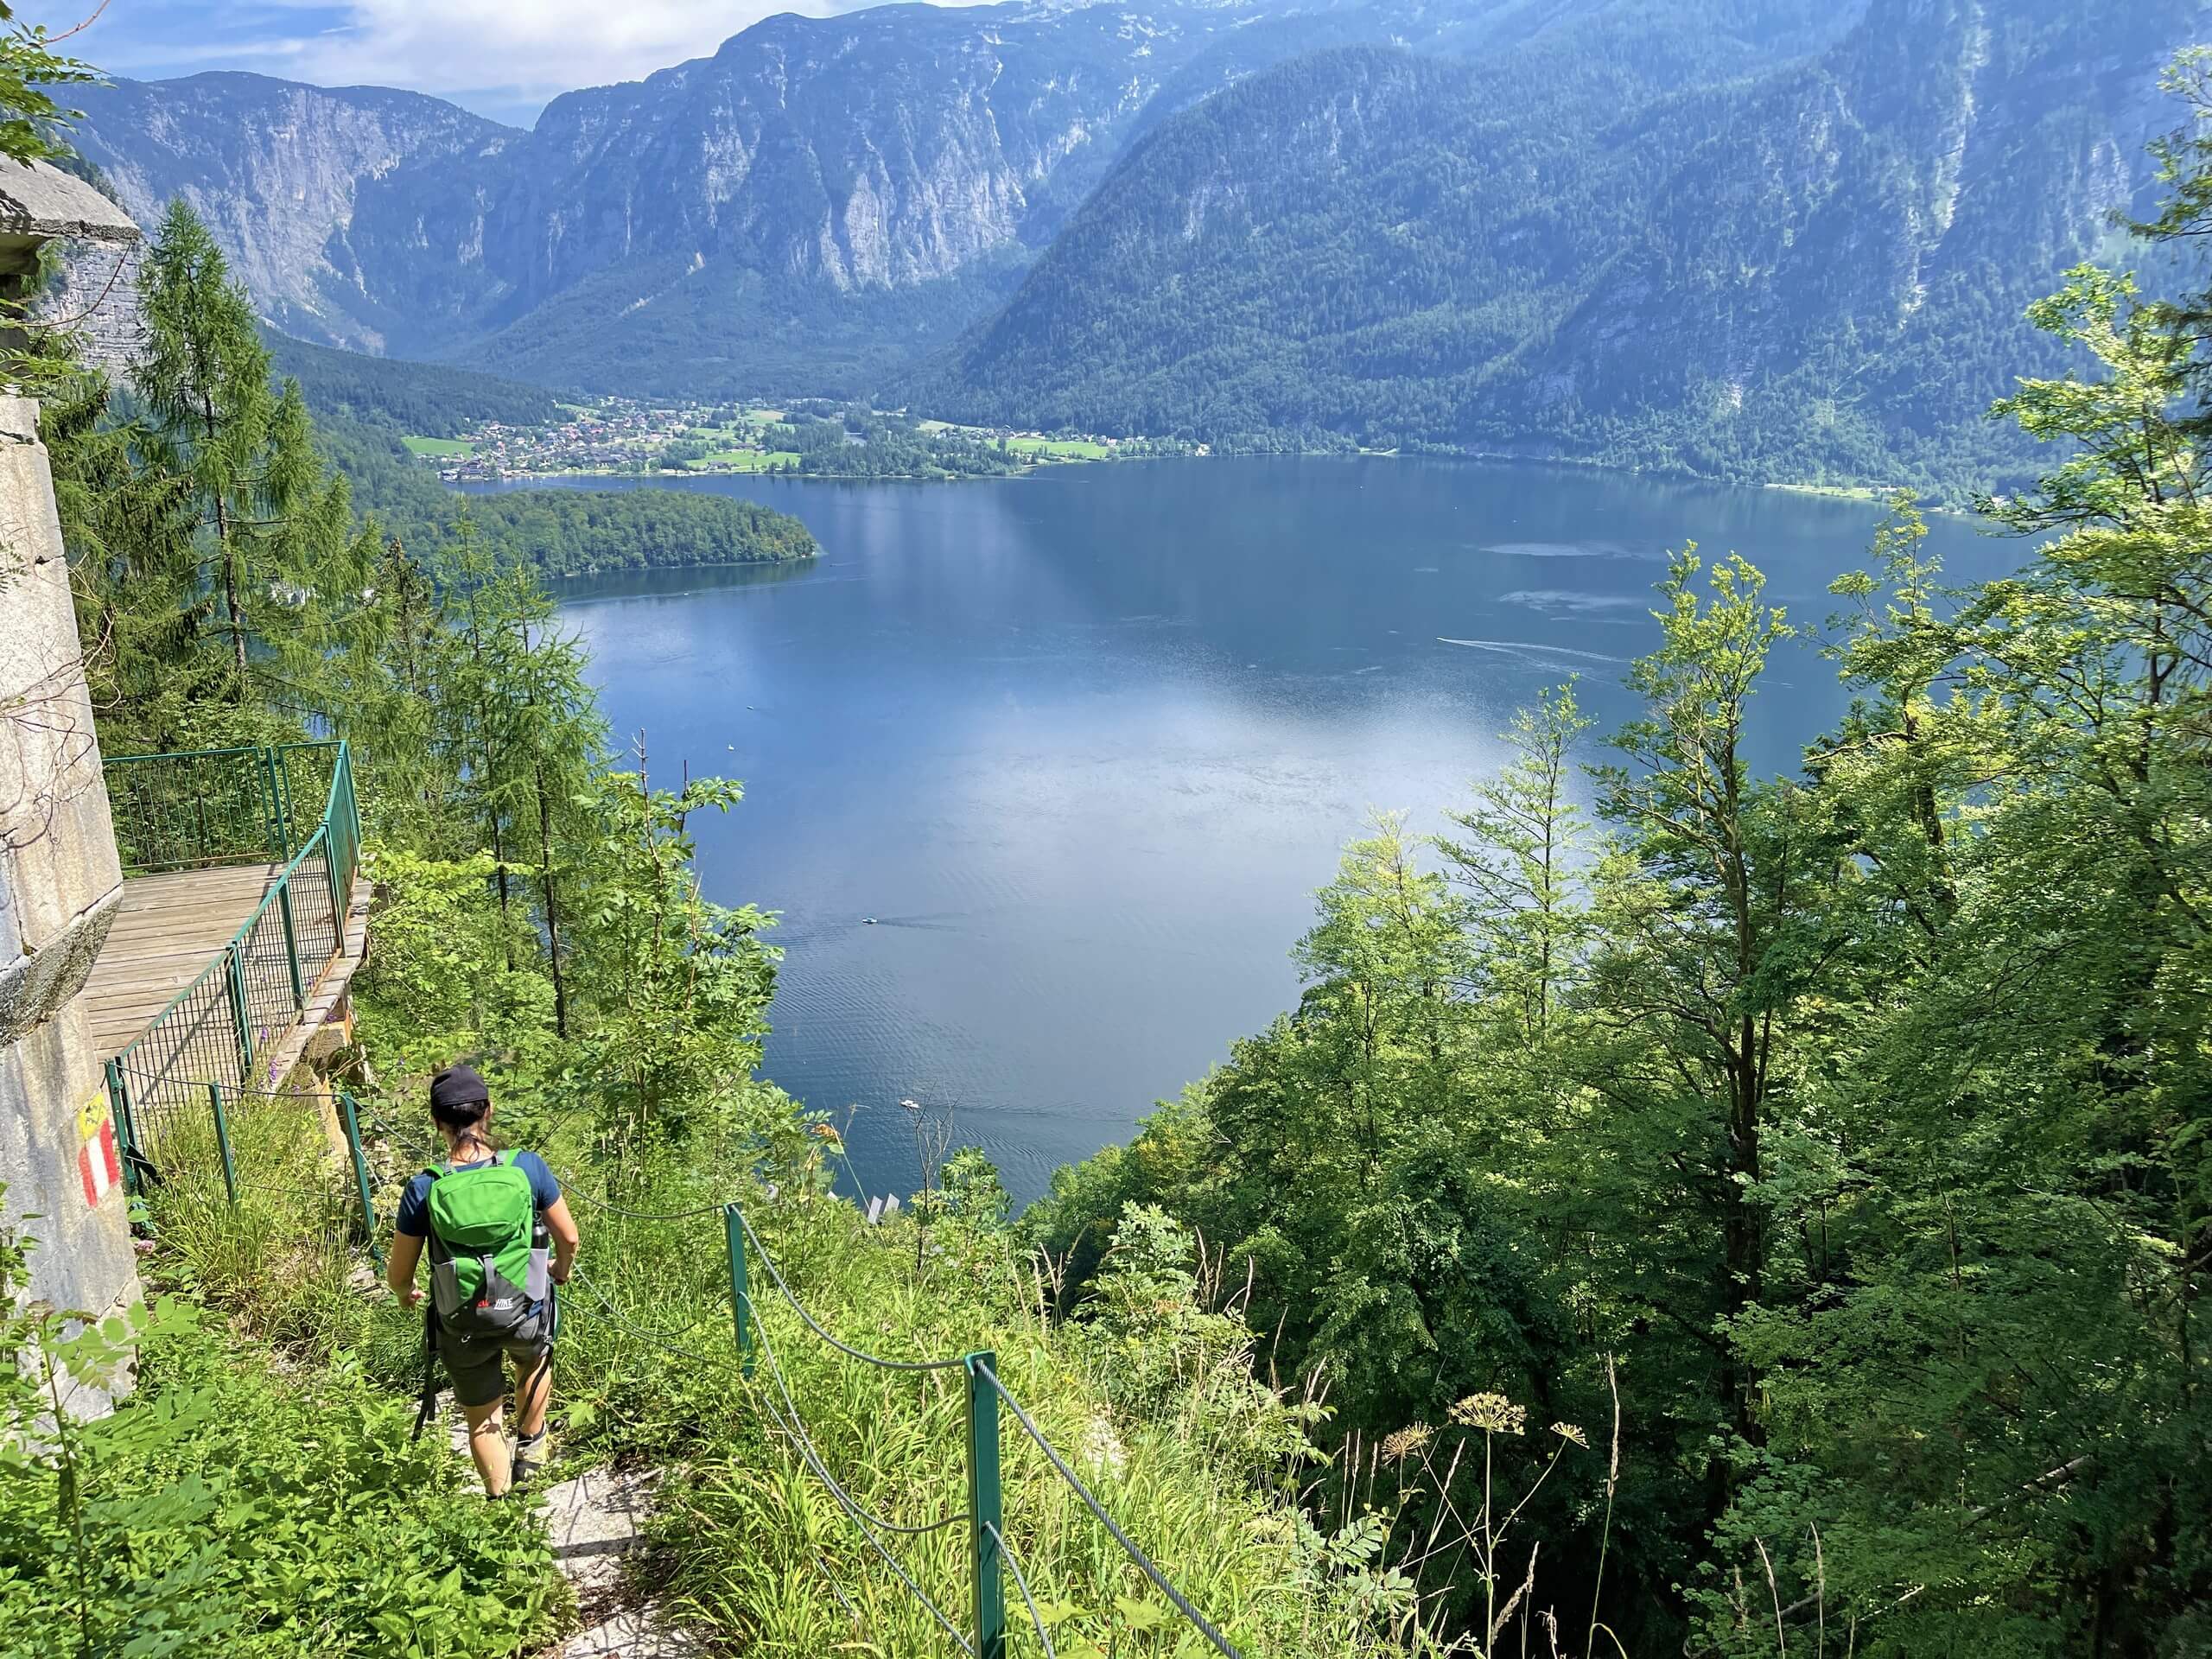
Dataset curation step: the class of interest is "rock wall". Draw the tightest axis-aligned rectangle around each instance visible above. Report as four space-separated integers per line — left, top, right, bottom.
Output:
45 237 145 375
0 391 137 1403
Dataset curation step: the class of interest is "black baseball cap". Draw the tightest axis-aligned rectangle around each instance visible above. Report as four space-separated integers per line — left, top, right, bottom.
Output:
429 1064 491 1110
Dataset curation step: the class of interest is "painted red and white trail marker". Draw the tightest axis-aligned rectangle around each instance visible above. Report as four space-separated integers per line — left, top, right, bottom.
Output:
79 1095 120 1206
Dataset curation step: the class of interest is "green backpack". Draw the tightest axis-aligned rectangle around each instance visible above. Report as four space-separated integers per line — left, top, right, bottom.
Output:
423 1153 549 1337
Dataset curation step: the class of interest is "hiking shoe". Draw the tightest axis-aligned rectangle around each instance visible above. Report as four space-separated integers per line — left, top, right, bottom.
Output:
511 1430 550 1489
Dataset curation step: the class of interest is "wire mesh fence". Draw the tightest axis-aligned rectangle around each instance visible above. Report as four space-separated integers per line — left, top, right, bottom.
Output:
106 744 359 1161
103 740 349 875
104 747 285 874
276 742 341 849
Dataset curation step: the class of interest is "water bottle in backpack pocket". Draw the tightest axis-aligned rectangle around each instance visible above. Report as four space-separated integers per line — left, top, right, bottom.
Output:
424 1152 550 1338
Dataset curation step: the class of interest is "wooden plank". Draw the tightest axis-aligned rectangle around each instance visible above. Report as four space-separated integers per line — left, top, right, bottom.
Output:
81 863 280 1061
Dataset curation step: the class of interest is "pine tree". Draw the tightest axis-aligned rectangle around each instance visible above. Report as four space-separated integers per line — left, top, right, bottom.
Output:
1437 683 1592 1045
131 200 361 713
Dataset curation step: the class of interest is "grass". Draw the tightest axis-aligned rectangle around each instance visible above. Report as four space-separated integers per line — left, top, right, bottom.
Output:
1006 436 1111 461
683 448 802 473
402 435 475 459
633 1184 1394 1658
141 1088 382 1363
1764 480 1888 501
26 1092 563 1657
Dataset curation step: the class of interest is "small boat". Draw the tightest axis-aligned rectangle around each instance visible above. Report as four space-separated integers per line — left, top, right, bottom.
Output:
863 917 877 925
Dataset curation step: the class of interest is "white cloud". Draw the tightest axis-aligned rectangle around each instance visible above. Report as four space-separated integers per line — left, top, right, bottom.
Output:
79 0 1005 125
291 1 766 103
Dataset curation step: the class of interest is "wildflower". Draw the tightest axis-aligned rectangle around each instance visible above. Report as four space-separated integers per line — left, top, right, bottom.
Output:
1380 1424 1433 1465
1549 1421 1587 1449
1448 1392 1527 1435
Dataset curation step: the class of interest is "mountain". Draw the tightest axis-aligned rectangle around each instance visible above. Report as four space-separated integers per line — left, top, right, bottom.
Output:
75 2 1386 392
70 73 515 346
73 0 1859 398
912 0 2200 492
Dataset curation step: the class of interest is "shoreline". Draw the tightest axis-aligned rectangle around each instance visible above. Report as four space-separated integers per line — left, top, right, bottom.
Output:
451 448 1966 511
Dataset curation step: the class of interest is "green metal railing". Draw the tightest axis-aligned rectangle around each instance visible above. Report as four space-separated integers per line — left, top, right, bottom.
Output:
103 742 362 1170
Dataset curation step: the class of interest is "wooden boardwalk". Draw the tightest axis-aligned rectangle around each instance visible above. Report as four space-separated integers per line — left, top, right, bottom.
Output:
81 865 278 1058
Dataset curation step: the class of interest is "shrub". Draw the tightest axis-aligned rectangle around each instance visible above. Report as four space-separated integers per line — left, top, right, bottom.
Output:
0 1221 559 1658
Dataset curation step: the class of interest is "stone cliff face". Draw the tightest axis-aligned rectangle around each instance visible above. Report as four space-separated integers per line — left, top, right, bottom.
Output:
75 0 2157 482
334 2 1193 354
1532 0 2190 433
76 0 1666 389
73 73 515 350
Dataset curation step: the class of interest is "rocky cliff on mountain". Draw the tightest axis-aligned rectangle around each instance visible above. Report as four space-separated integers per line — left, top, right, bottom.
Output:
71 74 515 348
75 0 1432 390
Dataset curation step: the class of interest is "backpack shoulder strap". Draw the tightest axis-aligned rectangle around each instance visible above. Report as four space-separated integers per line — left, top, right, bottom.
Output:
420 1166 450 1258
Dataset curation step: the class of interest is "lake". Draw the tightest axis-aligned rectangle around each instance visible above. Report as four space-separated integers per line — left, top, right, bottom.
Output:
463 458 2013 1205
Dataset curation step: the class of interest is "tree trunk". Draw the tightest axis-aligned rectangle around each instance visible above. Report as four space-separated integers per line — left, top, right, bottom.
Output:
219 513 249 700
200 387 250 702
536 758 569 1039
464 601 515 969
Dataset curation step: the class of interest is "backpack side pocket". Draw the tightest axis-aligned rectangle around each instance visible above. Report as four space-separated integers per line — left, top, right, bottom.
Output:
430 1254 462 1319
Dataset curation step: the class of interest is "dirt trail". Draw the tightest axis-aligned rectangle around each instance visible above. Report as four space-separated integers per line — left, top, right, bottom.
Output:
441 1415 695 1656
540 1465 696 1657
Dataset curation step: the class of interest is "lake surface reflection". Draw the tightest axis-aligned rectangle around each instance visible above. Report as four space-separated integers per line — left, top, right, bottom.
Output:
464 458 2012 1204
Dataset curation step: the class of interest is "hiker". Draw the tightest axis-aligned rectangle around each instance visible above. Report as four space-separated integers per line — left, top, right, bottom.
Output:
385 1063 579 1497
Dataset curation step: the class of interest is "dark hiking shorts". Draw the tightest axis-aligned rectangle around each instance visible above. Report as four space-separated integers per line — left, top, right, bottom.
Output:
438 1306 552 1409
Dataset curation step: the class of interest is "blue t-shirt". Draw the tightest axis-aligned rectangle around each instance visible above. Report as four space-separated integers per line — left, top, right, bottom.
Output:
395 1150 561 1237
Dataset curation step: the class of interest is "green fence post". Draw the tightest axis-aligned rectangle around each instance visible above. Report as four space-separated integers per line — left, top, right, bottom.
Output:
226 941 254 1085
964 1351 1007 1659
276 875 305 1009
322 827 344 933
724 1203 754 1376
105 1058 142 1196
260 747 288 859
207 1083 238 1205
338 1092 383 1263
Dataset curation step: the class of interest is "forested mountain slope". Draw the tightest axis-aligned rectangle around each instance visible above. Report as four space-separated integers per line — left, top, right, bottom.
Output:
913 0 2200 492
72 0 1862 397
264 334 563 436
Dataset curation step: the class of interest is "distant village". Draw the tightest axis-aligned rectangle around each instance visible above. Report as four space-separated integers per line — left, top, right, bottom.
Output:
421 398 763 481
413 397 1177 481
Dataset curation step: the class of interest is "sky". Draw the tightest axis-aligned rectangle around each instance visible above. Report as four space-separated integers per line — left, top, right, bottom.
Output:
44 0 982 128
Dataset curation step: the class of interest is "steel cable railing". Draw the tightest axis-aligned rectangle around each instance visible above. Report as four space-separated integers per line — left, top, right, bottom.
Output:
815 1553 866 1625
569 1268 727 1362
546 1178 731 1223
973 1356 1242 1658
733 1205 970 1375
722 1198 1243 1658
988 1521 1060 1659
738 1293 981 1649
311 1093 1247 1659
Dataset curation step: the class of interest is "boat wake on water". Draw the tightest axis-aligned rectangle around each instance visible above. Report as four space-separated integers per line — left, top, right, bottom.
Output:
1436 636 1628 665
